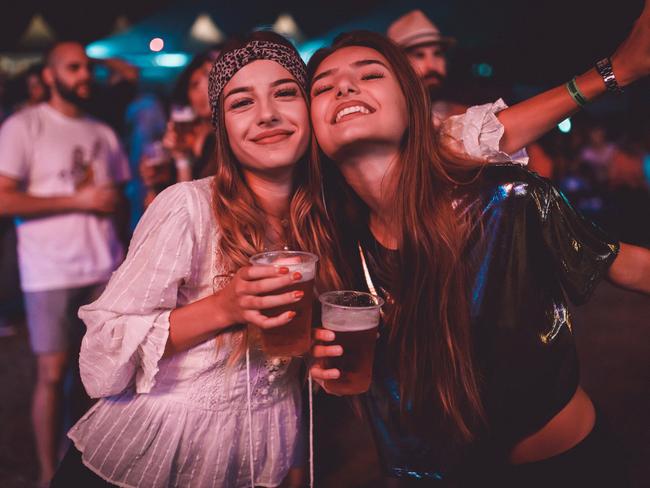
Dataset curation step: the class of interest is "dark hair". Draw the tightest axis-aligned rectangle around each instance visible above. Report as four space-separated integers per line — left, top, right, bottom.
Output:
171 47 222 106
308 31 485 443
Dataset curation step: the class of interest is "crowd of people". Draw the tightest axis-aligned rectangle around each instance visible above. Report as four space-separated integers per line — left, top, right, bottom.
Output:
0 3 649 487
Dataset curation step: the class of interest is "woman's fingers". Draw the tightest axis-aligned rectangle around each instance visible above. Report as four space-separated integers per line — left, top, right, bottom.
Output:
239 264 288 281
312 344 343 358
244 310 296 330
310 364 340 380
313 328 335 343
239 289 304 310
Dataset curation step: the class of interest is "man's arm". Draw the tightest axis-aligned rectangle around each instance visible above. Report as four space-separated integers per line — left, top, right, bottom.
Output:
0 174 119 218
607 243 650 295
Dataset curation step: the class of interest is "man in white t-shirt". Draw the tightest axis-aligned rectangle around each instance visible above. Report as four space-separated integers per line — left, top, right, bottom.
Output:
0 41 130 485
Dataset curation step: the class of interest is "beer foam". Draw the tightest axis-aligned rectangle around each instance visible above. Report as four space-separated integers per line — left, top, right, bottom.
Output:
321 307 380 332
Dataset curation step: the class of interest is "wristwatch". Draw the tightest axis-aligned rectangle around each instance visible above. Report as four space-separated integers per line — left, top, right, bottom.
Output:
595 57 623 94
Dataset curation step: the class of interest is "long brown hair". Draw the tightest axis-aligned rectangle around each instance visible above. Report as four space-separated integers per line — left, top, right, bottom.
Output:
211 32 344 358
308 31 485 443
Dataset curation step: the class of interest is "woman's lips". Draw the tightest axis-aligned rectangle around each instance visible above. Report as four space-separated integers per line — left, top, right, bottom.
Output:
251 129 294 144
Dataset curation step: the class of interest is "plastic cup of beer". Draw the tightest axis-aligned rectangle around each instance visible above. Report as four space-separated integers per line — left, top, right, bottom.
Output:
249 250 318 357
319 291 383 395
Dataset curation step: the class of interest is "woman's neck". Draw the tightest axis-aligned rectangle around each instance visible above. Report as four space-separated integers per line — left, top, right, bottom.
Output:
243 168 293 218
243 168 293 248
336 147 400 249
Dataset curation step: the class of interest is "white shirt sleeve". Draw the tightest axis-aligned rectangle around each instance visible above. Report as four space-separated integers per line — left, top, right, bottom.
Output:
440 98 529 165
78 182 194 398
0 113 30 181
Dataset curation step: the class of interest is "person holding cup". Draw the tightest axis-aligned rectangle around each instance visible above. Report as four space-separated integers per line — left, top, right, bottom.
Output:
307 4 650 486
51 28 535 487
51 32 343 488
139 50 221 207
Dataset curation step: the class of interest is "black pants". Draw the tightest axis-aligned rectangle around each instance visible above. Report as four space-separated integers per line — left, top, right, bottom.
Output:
51 445 117 488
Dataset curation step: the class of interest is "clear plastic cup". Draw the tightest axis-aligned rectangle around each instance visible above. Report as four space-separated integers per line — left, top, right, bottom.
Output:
319 291 383 395
249 251 318 356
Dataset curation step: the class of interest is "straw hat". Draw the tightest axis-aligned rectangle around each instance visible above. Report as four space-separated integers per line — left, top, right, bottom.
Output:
387 10 456 49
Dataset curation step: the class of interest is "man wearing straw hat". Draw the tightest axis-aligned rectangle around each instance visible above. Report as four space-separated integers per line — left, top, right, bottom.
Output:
387 9 467 124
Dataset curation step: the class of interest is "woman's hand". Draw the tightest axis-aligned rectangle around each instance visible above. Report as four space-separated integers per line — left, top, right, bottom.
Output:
309 328 343 394
213 265 305 330
165 265 306 357
162 121 193 159
139 157 174 188
611 0 650 86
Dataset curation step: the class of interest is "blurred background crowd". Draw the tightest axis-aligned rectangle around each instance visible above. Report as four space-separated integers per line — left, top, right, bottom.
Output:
0 1 648 487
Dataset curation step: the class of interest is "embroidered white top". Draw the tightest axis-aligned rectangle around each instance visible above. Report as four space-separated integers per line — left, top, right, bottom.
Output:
68 99 523 488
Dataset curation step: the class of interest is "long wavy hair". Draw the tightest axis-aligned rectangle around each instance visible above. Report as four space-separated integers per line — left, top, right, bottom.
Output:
211 32 345 358
308 31 485 443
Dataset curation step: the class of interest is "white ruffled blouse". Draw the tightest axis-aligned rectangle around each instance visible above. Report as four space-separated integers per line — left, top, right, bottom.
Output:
68 99 524 488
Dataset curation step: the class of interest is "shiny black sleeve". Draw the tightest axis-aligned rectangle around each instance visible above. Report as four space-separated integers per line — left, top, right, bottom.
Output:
531 178 619 305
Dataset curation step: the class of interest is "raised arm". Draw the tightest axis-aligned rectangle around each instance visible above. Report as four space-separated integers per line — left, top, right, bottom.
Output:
497 0 650 154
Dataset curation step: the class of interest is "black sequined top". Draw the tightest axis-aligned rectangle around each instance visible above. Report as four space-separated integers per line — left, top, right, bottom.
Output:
351 165 619 482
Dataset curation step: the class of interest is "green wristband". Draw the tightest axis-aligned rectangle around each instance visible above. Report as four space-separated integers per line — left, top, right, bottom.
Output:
566 77 588 107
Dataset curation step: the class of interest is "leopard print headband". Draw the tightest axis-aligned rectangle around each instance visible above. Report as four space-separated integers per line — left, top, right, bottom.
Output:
208 40 307 126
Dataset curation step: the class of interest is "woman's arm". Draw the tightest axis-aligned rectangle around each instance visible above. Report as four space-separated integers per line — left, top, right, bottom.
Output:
164 266 304 357
607 243 650 295
497 0 650 154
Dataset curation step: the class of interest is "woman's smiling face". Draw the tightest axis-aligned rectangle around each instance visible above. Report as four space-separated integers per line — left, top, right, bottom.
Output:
223 60 310 175
309 46 408 161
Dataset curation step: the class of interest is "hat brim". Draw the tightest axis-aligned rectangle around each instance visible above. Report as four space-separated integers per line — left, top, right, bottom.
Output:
402 34 457 50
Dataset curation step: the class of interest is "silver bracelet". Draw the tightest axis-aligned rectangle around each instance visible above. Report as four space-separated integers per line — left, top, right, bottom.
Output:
595 57 623 94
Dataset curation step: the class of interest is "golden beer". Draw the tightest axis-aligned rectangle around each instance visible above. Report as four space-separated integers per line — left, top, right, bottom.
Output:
319 291 383 395
249 251 318 357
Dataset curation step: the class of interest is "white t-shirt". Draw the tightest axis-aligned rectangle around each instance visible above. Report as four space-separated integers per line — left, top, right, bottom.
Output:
0 103 130 292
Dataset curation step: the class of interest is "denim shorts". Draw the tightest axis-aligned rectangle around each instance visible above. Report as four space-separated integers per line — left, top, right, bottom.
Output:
23 283 105 354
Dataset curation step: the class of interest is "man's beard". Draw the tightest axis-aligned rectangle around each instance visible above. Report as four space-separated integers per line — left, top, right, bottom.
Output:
422 71 445 102
54 77 91 108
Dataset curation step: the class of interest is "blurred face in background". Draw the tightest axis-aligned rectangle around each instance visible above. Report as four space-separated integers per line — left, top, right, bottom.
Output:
188 60 213 120
404 43 447 99
43 42 92 106
27 72 47 105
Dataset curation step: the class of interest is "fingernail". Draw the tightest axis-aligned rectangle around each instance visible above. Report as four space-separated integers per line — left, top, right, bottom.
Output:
288 311 297 319
334 346 343 355
294 290 304 299
278 267 289 274
330 371 340 379
292 272 302 281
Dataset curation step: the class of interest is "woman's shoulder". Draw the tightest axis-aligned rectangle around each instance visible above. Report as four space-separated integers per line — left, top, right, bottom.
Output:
471 163 553 204
141 177 216 236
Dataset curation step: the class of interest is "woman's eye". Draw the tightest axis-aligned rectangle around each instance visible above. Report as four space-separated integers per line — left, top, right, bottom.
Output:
311 85 332 97
230 99 252 109
361 72 384 81
276 88 298 98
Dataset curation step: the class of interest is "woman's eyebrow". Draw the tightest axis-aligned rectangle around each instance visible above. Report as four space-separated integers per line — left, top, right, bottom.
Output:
224 86 252 99
271 78 298 87
311 68 336 85
311 59 389 87
352 59 389 69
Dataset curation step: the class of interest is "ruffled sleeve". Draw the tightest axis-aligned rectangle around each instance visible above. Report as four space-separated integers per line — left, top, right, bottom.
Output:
78 183 195 398
441 98 529 165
